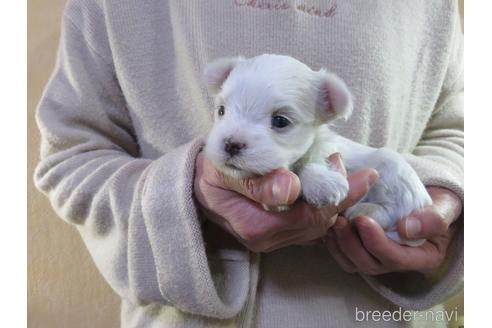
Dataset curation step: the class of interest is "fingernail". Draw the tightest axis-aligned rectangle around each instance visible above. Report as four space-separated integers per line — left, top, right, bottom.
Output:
272 174 292 205
405 217 422 238
368 169 379 186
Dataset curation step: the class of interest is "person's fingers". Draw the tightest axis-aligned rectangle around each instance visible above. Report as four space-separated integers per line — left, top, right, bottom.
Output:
422 221 457 262
276 169 378 231
352 216 406 266
426 186 463 226
199 153 300 207
277 200 337 232
261 228 320 252
240 218 327 253
200 206 249 242
336 169 379 212
354 216 443 272
216 194 332 243
332 217 384 275
396 207 448 240
325 230 357 273
219 166 301 207
396 186 463 241
241 209 340 252
202 205 293 252
219 194 335 243
326 153 347 177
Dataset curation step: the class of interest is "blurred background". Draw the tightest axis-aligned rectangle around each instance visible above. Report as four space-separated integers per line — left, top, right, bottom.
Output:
27 1 464 327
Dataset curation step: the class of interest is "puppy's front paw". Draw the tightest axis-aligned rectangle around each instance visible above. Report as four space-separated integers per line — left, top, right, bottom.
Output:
299 163 349 208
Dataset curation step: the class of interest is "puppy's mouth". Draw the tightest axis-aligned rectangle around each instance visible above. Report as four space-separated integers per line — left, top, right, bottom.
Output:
225 163 241 170
222 161 254 178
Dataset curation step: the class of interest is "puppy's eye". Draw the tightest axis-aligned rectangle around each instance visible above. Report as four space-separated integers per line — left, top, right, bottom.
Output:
217 105 225 117
271 115 291 128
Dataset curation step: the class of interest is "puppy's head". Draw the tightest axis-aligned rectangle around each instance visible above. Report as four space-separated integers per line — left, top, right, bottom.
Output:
203 54 353 177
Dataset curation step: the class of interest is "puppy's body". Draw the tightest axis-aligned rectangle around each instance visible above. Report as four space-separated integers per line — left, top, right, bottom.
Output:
303 131 432 244
203 54 431 247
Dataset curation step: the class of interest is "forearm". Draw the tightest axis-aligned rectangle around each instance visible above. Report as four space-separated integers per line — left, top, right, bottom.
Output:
34 2 252 317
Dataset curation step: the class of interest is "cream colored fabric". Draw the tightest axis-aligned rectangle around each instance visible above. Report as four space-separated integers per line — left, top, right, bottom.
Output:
33 0 463 327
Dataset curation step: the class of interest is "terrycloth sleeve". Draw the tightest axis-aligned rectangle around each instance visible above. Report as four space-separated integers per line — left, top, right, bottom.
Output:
402 19 464 202
361 9 464 310
33 2 251 319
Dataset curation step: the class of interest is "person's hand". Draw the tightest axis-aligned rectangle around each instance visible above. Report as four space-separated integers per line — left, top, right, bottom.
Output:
194 151 379 252
325 186 463 274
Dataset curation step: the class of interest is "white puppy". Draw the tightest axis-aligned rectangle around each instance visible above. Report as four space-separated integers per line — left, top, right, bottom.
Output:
203 54 432 247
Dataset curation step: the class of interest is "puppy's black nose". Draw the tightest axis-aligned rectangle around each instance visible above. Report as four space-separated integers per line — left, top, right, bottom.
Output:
224 140 246 157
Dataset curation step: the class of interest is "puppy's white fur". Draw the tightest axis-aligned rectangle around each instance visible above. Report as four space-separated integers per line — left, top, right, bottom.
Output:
203 54 432 247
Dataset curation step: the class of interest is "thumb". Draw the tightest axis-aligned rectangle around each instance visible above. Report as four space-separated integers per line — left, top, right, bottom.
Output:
397 208 448 240
221 168 301 206
338 169 379 211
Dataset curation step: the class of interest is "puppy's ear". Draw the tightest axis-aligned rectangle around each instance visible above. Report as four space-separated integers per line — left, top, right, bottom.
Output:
203 56 245 94
316 70 353 121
